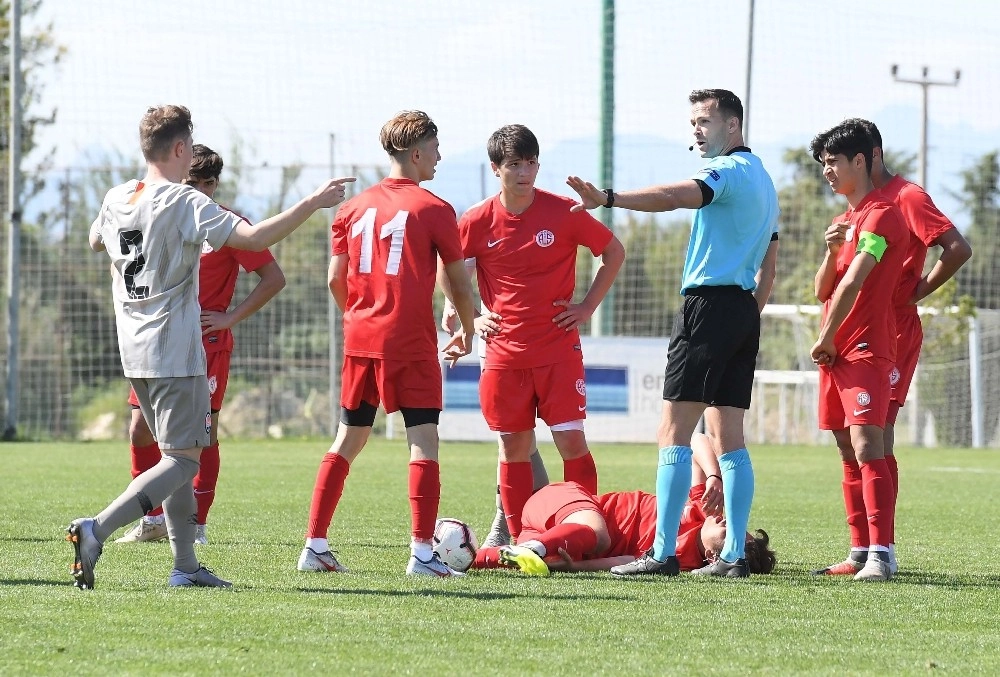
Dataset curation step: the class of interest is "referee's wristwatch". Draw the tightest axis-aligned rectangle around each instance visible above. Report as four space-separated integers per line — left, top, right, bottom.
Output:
602 188 615 208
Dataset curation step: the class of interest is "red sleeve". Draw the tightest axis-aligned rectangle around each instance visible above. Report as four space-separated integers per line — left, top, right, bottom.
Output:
896 183 955 246
331 209 349 257
457 210 479 259
571 210 614 256
230 246 276 272
431 204 464 265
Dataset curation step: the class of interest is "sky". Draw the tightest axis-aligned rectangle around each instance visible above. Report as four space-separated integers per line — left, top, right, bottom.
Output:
27 0 998 226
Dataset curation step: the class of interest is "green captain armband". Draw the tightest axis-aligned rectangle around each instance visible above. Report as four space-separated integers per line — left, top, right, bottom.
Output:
856 230 888 262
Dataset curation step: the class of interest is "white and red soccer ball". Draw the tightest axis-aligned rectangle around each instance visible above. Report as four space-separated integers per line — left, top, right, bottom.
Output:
432 518 478 572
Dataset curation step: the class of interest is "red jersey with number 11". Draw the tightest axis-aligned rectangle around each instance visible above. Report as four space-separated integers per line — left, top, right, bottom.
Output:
331 178 464 361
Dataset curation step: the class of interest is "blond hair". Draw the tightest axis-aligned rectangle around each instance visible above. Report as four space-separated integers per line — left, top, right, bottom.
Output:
379 110 438 159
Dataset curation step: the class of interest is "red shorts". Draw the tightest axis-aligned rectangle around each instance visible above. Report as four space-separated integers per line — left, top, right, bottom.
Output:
818 356 893 430
340 355 442 413
892 309 922 406
479 358 587 432
127 350 231 412
518 482 600 543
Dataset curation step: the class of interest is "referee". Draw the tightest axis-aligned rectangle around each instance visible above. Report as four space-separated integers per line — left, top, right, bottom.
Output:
566 88 780 578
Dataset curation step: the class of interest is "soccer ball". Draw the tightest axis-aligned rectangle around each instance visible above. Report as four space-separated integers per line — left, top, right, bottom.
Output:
432 518 478 572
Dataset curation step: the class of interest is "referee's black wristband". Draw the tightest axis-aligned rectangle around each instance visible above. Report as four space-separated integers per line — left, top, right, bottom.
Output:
603 188 615 208
706 474 722 482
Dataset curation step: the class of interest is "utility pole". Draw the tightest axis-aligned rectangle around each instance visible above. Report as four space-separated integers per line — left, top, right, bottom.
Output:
891 65 960 189
5 0 23 440
592 0 614 337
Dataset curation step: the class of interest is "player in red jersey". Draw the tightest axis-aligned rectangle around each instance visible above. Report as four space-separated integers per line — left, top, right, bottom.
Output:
843 119 970 573
116 144 286 546
809 119 909 582
298 111 477 577
471 434 775 576
440 124 625 546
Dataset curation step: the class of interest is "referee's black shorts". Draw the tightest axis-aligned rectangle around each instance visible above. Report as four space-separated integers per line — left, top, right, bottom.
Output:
662 285 760 409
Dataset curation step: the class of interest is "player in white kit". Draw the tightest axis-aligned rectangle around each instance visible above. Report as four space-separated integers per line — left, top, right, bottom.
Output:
69 104 353 589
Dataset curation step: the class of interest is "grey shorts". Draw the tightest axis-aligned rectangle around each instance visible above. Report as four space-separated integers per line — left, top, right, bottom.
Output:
129 376 212 450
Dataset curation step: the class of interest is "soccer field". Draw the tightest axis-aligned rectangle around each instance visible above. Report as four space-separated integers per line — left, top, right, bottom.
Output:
2 439 998 675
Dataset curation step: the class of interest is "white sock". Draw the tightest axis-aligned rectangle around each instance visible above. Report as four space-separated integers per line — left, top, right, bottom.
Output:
411 541 433 561
518 539 546 557
305 538 329 552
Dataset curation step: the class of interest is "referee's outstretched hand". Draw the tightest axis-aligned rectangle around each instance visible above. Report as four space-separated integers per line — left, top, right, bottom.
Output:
566 176 604 212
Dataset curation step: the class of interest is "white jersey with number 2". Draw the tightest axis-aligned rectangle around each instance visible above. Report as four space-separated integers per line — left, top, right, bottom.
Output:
90 180 243 378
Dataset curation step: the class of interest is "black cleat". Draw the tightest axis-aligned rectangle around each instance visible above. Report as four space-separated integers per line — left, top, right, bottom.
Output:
692 557 749 578
610 550 680 577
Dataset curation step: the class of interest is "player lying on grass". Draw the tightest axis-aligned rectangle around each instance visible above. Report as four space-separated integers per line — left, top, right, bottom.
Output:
471 433 776 577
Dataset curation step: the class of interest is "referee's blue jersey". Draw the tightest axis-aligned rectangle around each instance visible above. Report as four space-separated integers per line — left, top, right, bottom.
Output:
680 148 779 294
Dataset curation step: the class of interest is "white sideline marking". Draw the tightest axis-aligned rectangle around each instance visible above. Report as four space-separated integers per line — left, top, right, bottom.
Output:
928 466 997 474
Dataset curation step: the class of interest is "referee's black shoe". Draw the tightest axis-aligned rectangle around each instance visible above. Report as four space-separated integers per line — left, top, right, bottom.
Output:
610 550 680 577
692 557 749 578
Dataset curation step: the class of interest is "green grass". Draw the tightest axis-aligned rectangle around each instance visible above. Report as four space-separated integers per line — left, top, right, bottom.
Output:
2 439 998 675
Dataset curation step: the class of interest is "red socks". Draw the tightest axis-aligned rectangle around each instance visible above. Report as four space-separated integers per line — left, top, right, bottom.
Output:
499 461 534 540
306 453 351 539
472 523 600 570
562 453 598 494
861 458 895 548
408 460 440 542
884 454 898 543
130 442 163 517
841 460 866 548
533 522 598 561
194 443 220 524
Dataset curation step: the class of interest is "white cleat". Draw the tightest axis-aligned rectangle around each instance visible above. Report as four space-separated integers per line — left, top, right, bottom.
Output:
168 565 232 588
854 555 893 582
194 524 208 545
406 552 464 578
67 518 103 590
115 518 168 543
297 547 349 572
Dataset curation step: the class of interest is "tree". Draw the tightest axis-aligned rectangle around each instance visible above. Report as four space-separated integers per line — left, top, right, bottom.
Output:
0 0 66 209
0 1 69 437
952 151 1000 309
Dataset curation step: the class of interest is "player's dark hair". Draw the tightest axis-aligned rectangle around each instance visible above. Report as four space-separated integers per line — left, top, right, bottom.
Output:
847 118 883 149
380 110 438 159
487 124 540 166
744 529 776 574
690 89 743 127
186 144 223 182
809 119 874 173
139 105 193 162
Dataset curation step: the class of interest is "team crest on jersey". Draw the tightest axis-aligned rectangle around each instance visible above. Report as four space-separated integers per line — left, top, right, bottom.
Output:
201 240 216 254
535 230 555 248
208 375 218 394
889 367 900 386
856 391 871 407
575 379 586 396
205 412 213 434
